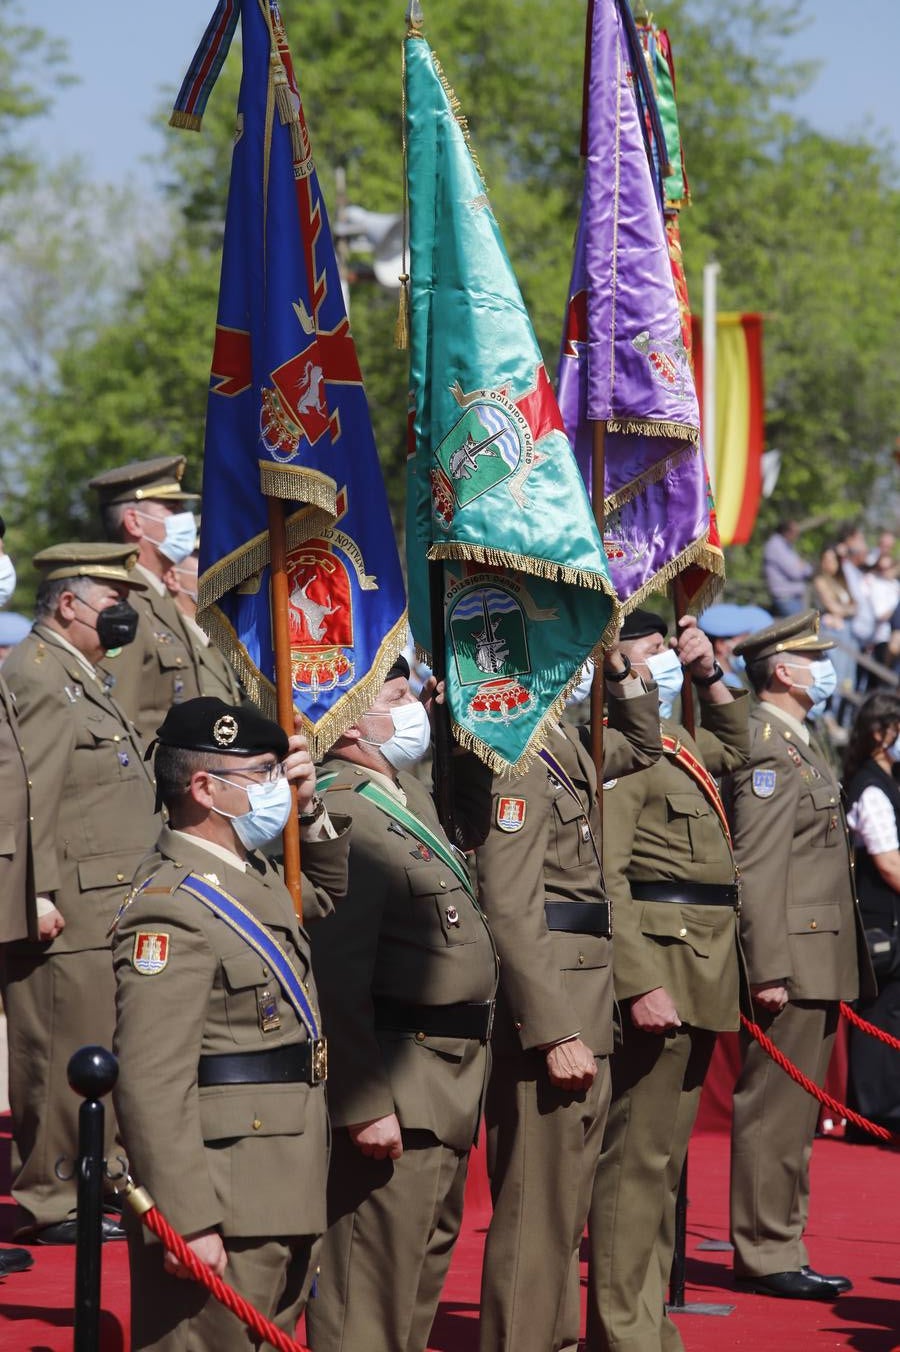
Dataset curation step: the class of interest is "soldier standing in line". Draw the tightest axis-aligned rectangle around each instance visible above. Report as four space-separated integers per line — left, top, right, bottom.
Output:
304 656 498 1352
581 609 749 1352
89 456 241 740
113 697 349 1350
725 611 874 1300
1 543 158 1243
474 639 661 1352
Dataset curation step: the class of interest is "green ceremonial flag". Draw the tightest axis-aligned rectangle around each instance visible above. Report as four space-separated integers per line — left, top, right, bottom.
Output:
403 19 618 775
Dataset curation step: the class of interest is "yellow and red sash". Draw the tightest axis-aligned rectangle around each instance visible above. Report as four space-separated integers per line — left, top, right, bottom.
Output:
660 732 732 847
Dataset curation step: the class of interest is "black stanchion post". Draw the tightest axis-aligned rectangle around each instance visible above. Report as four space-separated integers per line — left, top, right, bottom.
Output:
67 1045 119 1352
668 1158 688 1308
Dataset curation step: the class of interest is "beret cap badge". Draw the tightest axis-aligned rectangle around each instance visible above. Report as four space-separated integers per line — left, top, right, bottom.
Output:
213 714 239 747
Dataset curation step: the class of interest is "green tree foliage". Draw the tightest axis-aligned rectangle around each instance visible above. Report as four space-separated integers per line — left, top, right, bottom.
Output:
0 0 72 203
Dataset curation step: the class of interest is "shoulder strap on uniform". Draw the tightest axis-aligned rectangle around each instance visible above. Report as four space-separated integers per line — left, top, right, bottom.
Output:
180 873 321 1042
353 779 475 897
660 732 732 847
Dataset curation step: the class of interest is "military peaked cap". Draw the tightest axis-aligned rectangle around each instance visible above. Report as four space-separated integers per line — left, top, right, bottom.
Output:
153 697 289 758
732 609 834 663
32 542 147 588
88 455 199 505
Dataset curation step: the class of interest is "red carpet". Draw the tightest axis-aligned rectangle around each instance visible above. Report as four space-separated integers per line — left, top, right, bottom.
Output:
2 1112 899 1351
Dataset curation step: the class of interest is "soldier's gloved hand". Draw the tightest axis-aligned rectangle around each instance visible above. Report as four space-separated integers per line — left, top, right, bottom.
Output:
348 1113 404 1160
165 1228 227 1280
629 987 682 1033
543 1036 597 1091
751 980 789 1012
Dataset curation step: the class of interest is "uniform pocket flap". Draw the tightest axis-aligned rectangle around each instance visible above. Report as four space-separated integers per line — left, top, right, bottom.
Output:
77 850 145 891
221 952 269 991
552 794 585 825
640 904 713 956
787 903 842 935
0 823 17 857
405 862 461 896
199 1083 308 1140
665 792 707 819
810 786 840 811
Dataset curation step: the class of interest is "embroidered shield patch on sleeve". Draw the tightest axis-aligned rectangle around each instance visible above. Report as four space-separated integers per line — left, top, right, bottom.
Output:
751 769 776 799
132 932 170 975
496 796 527 832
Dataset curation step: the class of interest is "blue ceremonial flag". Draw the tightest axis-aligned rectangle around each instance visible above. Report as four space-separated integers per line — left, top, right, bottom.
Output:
173 0 407 755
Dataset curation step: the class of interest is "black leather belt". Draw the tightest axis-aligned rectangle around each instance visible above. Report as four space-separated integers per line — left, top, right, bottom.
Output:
197 1040 327 1088
544 900 611 938
373 997 495 1042
630 881 740 910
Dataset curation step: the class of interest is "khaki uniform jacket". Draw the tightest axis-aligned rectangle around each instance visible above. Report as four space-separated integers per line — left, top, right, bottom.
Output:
310 756 499 1153
476 687 662 1057
0 676 35 944
113 824 349 1240
724 704 873 1002
603 694 750 1032
2 627 159 954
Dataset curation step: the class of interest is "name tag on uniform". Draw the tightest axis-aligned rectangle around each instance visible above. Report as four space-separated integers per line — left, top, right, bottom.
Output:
751 769 776 799
497 797 527 832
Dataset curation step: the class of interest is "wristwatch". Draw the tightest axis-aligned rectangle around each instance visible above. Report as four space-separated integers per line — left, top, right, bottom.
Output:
299 794 327 826
603 654 632 683
692 661 725 688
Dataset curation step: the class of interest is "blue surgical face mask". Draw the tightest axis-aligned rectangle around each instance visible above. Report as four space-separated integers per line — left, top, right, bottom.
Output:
730 652 746 674
158 511 198 565
887 737 900 764
644 648 684 721
211 775 293 850
784 658 837 719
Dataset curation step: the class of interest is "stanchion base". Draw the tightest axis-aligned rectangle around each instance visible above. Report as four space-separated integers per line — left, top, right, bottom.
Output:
666 1302 735 1317
696 1239 733 1251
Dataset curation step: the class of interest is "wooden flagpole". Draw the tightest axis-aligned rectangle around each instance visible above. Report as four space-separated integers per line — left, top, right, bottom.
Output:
267 496 304 918
589 421 606 808
428 558 456 839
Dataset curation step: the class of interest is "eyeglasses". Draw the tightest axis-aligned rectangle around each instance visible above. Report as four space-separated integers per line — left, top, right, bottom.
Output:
211 761 285 785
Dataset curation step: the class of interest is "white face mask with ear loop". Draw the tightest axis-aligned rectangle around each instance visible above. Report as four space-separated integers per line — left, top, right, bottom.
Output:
644 648 684 720
0 552 16 608
361 700 432 770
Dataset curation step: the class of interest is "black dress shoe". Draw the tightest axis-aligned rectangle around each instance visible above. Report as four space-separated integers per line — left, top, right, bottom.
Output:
0 1247 34 1276
735 1269 839 1300
801 1265 853 1293
33 1215 127 1245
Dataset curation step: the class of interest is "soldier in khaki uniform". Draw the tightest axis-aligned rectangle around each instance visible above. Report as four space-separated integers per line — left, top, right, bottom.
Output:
1 543 158 1241
90 456 241 739
582 609 749 1352
304 657 498 1352
113 697 350 1351
474 644 661 1352
725 611 874 1300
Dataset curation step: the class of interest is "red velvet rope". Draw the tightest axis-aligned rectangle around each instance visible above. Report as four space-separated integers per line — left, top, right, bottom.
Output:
139 1204 311 1352
840 999 900 1052
740 1013 899 1144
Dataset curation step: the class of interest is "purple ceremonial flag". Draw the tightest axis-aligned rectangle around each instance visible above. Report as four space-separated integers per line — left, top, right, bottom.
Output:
557 0 723 611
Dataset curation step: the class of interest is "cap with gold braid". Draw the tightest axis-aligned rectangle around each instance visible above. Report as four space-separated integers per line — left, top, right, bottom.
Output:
731 608 834 664
32 542 148 589
88 455 199 506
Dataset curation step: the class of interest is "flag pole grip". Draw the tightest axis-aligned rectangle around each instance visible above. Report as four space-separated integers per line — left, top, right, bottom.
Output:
268 497 304 919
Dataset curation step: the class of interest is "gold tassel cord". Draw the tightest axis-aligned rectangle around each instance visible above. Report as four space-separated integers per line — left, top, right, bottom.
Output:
168 110 202 132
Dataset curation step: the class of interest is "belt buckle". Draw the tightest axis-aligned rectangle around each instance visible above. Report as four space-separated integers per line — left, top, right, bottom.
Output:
311 1037 328 1085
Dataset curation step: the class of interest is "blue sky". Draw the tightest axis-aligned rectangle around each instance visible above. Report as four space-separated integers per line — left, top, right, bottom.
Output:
22 1 900 191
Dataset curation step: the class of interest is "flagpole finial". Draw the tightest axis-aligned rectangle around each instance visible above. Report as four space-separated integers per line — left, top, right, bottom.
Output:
406 1 424 33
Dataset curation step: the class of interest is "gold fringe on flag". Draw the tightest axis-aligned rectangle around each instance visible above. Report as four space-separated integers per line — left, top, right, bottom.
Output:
169 110 203 132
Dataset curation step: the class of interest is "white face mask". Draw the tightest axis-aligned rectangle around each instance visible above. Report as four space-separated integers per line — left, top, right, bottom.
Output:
0 552 16 609
137 509 197 565
363 700 432 770
210 775 293 850
644 648 684 720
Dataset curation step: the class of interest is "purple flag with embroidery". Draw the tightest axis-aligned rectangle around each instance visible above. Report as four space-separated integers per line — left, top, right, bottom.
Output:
557 0 723 611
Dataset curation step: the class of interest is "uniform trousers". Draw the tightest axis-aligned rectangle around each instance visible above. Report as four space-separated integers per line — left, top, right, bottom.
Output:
126 1212 317 1351
479 1048 611 1352
581 1024 716 1352
730 999 837 1277
1 948 119 1231
305 1127 469 1352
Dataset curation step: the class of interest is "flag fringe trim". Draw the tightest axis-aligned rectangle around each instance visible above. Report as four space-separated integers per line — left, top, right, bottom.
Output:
169 110 203 132
258 462 337 512
605 418 698 442
199 603 409 760
616 534 725 616
603 440 698 515
427 543 615 595
197 501 336 614
430 54 485 186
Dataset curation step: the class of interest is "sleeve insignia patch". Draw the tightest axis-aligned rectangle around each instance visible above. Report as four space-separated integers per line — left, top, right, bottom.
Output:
132 932 170 975
751 769 776 799
497 796 527 832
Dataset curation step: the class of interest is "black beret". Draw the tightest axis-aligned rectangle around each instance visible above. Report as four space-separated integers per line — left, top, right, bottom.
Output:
153 697 289 758
385 654 411 682
620 608 668 641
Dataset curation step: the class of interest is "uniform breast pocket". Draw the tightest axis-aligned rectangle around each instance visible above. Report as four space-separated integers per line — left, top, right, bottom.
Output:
85 716 140 782
552 794 592 871
665 792 718 862
405 864 478 948
221 952 279 1045
809 785 841 848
